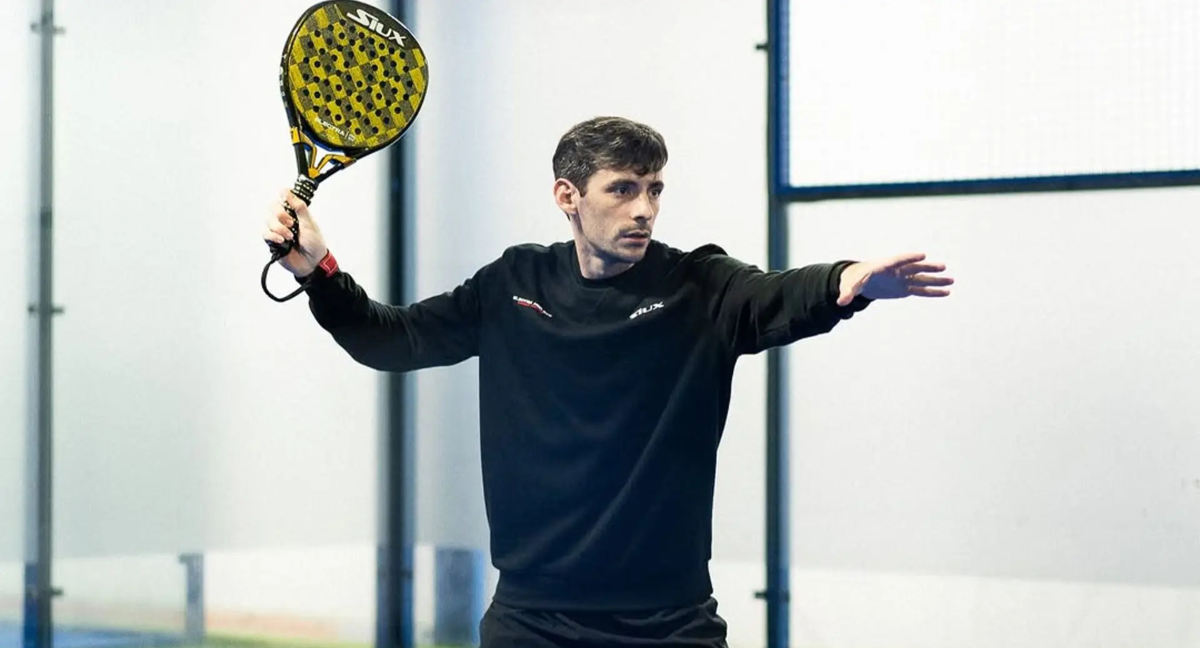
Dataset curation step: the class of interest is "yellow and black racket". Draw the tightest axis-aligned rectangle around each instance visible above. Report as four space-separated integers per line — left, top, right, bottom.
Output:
263 0 428 302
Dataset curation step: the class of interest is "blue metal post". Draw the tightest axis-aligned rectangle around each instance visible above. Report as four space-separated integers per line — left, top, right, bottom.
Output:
763 1 791 647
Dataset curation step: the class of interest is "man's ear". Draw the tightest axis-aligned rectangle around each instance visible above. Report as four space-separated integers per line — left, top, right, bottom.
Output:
553 178 580 218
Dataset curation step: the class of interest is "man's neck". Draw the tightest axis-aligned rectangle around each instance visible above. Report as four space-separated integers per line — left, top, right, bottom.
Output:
573 237 634 280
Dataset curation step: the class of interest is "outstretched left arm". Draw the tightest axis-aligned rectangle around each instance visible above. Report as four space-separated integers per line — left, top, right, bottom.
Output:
698 247 953 357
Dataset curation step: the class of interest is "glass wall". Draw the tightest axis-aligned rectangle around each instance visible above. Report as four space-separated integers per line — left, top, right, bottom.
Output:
43 1 389 645
786 189 1200 647
787 0 1200 187
0 0 37 642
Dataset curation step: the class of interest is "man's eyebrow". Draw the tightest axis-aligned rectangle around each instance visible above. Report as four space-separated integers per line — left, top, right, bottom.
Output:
605 179 664 189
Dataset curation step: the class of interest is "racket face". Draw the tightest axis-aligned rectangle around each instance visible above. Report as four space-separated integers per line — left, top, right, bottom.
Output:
281 1 428 154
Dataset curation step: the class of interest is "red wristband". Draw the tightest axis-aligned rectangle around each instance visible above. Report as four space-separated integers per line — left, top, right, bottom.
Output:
317 250 339 277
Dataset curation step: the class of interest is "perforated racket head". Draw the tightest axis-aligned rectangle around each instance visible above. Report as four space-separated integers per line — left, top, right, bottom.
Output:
279 1 428 178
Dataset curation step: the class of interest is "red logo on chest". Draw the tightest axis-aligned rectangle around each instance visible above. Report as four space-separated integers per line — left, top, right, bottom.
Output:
512 295 553 318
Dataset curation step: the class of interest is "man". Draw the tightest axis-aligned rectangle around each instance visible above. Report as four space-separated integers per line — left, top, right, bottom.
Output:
263 116 952 647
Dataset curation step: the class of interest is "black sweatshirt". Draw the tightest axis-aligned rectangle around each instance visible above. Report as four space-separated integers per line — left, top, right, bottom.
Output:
301 239 870 610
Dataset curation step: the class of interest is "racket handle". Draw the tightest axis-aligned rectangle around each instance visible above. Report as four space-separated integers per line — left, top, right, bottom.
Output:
291 176 316 205
262 176 320 302
267 176 319 258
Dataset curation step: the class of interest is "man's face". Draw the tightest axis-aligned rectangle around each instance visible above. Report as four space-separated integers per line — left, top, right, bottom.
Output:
565 167 664 265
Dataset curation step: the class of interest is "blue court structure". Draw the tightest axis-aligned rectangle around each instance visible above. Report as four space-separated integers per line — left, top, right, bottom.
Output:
0 623 182 648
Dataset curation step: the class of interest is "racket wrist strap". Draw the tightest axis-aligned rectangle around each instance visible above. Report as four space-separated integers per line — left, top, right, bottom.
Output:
260 250 337 303
316 249 339 277
293 250 339 289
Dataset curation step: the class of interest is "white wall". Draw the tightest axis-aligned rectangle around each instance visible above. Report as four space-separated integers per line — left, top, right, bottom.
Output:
778 2 1200 644
788 0 1200 185
786 188 1200 647
0 0 396 634
45 0 388 558
0 0 38 607
0 0 389 635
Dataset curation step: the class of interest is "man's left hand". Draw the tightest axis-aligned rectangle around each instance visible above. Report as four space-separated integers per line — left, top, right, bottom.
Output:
837 253 954 306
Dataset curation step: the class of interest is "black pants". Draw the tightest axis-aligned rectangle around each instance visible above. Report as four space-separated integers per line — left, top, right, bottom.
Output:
479 596 729 648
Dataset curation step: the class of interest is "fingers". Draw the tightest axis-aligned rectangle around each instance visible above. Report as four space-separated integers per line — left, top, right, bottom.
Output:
264 195 297 246
906 267 954 297
279 189 311 222
882 252 927 271
265 188 306 240
268 194 295 225
263 216 295 244
264 224 294 241
898 262 946 275
265 210 296 240
908 273 954 287
908 286 951 298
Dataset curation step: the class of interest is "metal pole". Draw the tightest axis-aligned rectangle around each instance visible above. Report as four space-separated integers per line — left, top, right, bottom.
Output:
377 152 417 648
378 2 416 648
179 554 205 644
26 1 63 648
763 0 791 647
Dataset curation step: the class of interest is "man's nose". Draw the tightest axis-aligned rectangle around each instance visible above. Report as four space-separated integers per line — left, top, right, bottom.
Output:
633 193 655 221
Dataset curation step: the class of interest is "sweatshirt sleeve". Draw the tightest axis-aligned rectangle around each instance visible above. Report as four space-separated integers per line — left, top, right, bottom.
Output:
299 266 482 372
695 246 871 357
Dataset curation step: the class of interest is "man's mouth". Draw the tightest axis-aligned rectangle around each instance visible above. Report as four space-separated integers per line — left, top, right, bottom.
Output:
622 231 651 239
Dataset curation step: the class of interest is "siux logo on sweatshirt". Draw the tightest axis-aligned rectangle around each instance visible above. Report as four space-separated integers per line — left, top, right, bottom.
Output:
513 295 553 318
629 302 664 320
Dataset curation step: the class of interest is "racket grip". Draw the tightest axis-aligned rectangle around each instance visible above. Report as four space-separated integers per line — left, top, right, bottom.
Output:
268 177 318 258
267 214 299 258
261 176 321 301
291 176 316 205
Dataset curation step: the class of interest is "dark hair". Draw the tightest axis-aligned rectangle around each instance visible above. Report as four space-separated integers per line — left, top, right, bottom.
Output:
552 116 668 195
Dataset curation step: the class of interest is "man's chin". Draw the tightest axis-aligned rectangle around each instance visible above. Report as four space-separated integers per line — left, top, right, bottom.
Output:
618 235 651 250
613 246 648 264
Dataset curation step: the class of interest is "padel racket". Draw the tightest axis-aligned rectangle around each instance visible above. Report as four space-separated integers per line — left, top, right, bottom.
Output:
263 0 429 302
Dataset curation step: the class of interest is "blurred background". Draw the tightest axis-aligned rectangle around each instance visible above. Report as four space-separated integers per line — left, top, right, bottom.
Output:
2 1 1197 648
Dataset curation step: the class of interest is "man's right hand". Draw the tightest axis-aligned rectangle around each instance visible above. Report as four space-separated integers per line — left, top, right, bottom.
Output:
263 189 329 278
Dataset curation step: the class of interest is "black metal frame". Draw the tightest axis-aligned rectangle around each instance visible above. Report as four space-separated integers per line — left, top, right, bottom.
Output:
26 2 62 648
377 2 417 648
779 169 1200 202
762 2 1200 647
